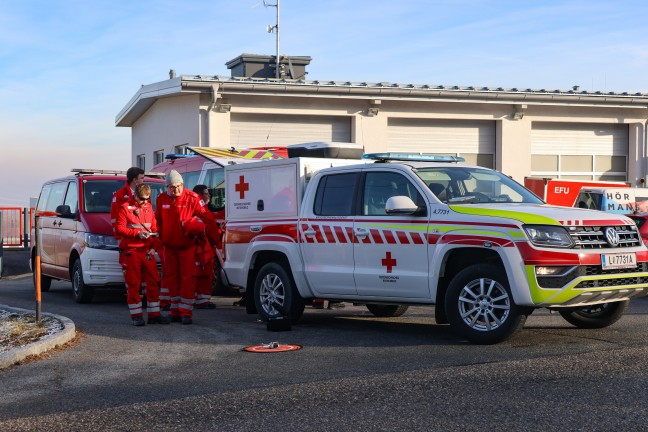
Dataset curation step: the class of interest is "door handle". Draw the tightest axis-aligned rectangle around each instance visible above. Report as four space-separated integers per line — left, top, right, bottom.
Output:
250 225 262 232
355 228 369 238
303 228 316 237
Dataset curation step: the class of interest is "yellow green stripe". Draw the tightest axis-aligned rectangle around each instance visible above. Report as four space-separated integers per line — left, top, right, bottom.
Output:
450 206 559 225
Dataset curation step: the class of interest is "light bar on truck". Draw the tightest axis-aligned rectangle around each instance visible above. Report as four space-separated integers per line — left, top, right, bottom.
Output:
362 153 465 163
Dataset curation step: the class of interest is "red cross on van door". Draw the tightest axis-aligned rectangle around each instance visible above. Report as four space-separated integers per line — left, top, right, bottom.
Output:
235 175 249 199
381 251 397 273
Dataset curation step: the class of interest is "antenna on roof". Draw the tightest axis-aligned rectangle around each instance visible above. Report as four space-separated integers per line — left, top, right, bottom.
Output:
264 0 280 79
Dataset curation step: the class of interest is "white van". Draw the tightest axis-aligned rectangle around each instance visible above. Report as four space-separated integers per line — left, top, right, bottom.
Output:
575 187 648 214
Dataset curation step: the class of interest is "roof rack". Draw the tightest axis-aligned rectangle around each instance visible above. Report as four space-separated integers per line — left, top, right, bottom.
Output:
71 168 166 178
362 153 465 163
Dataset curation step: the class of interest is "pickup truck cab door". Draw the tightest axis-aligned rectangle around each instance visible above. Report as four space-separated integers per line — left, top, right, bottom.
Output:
353 170 430 299
299 172 359 296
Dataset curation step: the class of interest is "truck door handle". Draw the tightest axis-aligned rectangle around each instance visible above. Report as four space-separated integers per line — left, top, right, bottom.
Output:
250 225 262 232
355 228 369 238
303 228 316 237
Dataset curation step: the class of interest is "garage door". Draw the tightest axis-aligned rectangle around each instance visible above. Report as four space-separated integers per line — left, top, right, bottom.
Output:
387 118 496 168
230 114 351 148
531 122 628 182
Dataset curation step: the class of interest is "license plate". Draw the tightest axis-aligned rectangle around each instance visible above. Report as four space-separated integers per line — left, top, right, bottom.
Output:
601 252 637 270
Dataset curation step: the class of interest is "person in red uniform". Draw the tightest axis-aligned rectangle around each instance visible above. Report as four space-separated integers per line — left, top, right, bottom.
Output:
191 185 222 309
111 167 145 237
156 170 217 325
115 184 170 326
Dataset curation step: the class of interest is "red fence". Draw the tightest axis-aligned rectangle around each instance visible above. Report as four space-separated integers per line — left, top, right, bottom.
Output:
0 207 33 248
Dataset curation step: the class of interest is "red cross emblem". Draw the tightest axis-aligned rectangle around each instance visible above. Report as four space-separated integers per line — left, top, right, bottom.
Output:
381 252 397 273
235 175 249 199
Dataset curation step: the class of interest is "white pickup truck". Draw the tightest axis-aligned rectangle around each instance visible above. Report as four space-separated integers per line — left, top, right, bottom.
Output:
222 152 648 344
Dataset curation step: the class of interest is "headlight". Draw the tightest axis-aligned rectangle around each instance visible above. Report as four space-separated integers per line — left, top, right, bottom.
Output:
523 225 573 248
85 233 119 249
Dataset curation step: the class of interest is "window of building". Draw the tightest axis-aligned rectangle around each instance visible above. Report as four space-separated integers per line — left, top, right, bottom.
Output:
174 144 189 155
154 150 164 165
136 154 145 170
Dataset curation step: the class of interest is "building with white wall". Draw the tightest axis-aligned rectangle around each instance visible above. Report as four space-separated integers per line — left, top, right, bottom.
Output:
116 54 648 185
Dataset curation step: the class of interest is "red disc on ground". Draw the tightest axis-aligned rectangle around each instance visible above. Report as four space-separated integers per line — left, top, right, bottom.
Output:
243 344 302 353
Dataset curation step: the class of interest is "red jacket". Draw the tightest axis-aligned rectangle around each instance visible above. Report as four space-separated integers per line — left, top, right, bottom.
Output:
115 201 160 251
155 189 217 250
111 183 133 234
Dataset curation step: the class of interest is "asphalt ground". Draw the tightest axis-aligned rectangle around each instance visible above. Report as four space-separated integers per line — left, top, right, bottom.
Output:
0 248 30 278
2 266 648 430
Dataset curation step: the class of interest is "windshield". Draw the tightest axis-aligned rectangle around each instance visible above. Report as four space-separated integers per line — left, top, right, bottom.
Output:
415 167 543 204
83 180 166 213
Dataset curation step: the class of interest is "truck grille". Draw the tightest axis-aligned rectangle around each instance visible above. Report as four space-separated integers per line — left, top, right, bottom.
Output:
568 225 641 249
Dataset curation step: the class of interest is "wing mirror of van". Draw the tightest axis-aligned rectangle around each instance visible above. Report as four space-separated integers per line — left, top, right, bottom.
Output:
385 196 419 215
55 204 74 218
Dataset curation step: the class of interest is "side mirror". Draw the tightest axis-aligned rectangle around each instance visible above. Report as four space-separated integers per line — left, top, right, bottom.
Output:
385 196 418 215
55 204 73 218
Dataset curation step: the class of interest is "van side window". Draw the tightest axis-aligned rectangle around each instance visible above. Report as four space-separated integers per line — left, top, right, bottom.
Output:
63 182 79 215
362 172 423 216
36 185 52 212
44 183 68 213
314 173 358 216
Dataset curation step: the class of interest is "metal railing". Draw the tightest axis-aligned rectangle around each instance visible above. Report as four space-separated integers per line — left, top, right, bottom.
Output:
0 207 33 248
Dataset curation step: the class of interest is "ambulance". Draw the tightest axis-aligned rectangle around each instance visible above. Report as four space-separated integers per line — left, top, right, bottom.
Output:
222 149 648 344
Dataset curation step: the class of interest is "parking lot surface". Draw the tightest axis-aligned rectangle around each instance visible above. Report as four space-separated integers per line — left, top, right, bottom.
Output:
2 275 648 431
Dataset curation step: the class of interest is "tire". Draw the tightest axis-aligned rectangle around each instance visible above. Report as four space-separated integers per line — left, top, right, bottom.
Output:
366 304 409 317
445 264 527 344
558 301 628 329
32 258 52 292
253 262 304 324
71 258 94 304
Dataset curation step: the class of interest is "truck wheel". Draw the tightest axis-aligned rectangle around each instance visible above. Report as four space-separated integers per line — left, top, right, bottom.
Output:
558 301 628 329
445 264 527 344
254 262 304 324
71 258 94 304
366 304 409 317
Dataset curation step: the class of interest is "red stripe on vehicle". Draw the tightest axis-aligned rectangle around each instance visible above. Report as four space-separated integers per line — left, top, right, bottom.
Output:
515 242 582 265
322 225 336 243
396 231 410 244
370 229 384 244
411 232 425 244
251 235 295 243
439 234 514 248
333 226 347 244
383 230 397 244
345 226 354 243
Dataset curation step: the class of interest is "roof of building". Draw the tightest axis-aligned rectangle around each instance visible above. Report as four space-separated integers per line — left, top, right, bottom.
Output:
116 74 648 127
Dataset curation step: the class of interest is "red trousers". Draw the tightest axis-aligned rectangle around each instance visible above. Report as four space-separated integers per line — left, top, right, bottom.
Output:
119 249 160 318
195 258 215 306
163 246 196 317
158 247 170 308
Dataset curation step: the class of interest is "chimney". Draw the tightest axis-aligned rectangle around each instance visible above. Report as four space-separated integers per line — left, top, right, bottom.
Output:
226 54 311 79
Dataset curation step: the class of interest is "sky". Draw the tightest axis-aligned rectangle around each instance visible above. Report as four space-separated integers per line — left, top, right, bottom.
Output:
1 0 648 207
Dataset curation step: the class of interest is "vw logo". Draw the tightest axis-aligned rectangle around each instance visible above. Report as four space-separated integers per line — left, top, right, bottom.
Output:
605 227 620 247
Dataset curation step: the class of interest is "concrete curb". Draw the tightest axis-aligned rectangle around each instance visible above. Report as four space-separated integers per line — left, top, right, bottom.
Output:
0 304 76 369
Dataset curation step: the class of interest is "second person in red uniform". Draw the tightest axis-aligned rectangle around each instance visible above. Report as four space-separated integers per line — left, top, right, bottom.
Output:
155 170 217 325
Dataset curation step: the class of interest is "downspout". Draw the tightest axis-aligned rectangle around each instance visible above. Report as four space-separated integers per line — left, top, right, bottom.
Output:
204 84 220 148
